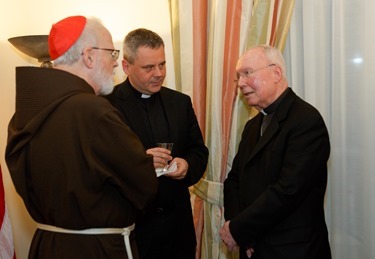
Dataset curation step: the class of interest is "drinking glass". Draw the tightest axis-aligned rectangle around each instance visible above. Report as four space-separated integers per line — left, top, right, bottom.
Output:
157 142 174 172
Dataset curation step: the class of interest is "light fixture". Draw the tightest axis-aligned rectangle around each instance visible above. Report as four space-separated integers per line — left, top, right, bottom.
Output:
8 35 52 68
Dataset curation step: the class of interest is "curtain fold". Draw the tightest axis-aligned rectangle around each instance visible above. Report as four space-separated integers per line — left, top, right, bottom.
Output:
168 0 182 92
284 1 375 258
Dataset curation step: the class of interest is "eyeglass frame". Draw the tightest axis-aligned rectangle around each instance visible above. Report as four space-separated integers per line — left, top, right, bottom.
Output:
234 63 276 84
90 47 120 60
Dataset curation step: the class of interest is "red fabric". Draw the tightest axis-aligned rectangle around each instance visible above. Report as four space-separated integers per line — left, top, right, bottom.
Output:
0 165 5 228
48 15 86 60
0 165 16 259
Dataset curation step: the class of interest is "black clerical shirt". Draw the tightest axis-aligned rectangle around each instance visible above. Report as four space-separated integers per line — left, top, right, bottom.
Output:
130 86 171 148
260 88 290 136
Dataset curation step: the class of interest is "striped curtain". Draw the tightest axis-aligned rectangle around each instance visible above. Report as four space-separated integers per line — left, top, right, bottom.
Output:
169 0 295 258
0 165 16 259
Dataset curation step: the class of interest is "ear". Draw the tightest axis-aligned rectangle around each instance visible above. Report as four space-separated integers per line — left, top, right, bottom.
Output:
81 48 95 68
122 59 130 75
272 64 283 83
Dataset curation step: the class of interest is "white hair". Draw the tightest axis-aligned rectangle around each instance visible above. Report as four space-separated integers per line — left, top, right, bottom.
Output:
258 44 286 77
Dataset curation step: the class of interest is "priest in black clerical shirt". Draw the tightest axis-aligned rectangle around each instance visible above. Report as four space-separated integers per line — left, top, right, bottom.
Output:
106 28 208 259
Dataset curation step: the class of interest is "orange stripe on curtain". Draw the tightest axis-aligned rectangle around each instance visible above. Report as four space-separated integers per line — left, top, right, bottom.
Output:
274 0 296 51
220 0 242 183
192 1 208 258
269 0 280 46
192 0 208 136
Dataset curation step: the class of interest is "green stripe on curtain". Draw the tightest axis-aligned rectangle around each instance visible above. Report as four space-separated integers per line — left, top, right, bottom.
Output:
274 0 296 51
247 0 272 48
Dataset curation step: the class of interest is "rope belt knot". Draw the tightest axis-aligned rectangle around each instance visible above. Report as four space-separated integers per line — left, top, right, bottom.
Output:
37 223 135 259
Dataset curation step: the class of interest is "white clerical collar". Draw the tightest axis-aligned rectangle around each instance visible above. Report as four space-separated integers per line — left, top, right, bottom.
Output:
260 109 268 115
141 94 151 98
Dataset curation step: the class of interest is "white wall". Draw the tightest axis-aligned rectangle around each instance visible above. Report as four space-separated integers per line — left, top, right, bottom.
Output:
0 1 174 258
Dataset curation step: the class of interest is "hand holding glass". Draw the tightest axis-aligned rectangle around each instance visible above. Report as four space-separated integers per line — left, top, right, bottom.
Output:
157 142 173 172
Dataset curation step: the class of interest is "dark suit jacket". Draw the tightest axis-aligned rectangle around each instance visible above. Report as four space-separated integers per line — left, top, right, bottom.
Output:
106 79 208 257
224 88 331 259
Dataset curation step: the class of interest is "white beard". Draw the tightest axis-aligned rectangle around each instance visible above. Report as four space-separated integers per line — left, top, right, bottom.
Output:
100 78 114 95
93 61 115 96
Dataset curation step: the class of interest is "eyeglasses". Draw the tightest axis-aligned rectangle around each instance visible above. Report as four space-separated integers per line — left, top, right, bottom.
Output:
235 63 276 82
91 47 120 60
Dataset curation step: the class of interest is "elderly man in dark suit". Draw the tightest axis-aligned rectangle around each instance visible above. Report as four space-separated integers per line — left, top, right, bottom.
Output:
106 28 209 259
220 45 331 259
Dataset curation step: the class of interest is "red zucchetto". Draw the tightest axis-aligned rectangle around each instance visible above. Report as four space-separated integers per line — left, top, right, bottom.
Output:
48 15 87 60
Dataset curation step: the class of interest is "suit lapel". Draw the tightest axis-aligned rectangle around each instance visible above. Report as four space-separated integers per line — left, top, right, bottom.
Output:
238 114 262 166
159 88 179 142
248 89 296 161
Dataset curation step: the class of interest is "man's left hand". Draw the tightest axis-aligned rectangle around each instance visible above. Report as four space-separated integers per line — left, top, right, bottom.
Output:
165 157 188 180
219 221 238 251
